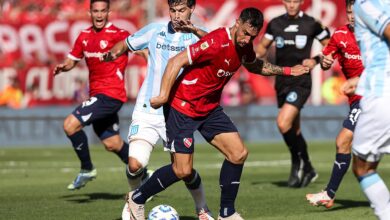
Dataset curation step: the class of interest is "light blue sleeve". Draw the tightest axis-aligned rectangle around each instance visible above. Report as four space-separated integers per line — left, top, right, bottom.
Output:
354 0 390 36
125 23 159 51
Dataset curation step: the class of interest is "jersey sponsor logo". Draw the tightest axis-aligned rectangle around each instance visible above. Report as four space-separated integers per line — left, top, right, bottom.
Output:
81 113 93 122
335 30 348 34
200 41 209 50
284 24 299 32
84 51 105 58
344 52 362 60
182 78 198 85
295 35 307 49
217 69 234 77
156 43 185 52
286 91 298 103
100 40 108 49
105 29 117 33
130 125 139 135
183 138 193 148
221 43 229 48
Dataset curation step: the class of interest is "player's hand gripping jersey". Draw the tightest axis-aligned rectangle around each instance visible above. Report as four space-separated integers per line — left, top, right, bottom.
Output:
69 23 129 102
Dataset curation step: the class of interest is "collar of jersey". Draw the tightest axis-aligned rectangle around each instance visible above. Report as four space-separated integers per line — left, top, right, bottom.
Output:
284 11 304 19
168 22 176 34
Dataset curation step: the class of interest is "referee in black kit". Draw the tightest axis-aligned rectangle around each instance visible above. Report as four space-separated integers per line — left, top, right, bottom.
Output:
256 0 330 188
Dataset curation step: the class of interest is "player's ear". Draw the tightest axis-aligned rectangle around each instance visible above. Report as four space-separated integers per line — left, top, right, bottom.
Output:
190 5 195 13
235 19 240 28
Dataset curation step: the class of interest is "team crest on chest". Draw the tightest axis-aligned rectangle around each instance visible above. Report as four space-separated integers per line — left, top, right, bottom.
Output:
295 35 307 49
100 40 108 49
200 42 209 50
183 138 193 148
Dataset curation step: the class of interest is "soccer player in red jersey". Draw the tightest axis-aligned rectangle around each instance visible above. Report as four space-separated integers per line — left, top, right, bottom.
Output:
306 0 364 208
124 8 309 220
53 0 130 190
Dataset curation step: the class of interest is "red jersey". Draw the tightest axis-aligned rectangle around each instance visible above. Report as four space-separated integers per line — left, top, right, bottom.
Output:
170 28 256 117
322 24 363 105
69 23 129 103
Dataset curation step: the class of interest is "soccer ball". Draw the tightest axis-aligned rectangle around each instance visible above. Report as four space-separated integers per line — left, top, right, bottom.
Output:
148 204 179 220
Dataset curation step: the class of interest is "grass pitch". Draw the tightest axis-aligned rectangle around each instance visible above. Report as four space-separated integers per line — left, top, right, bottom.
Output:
1 141 387 220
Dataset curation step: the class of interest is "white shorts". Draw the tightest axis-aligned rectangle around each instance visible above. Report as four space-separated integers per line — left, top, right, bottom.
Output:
127 111 166 146
352 96 390 162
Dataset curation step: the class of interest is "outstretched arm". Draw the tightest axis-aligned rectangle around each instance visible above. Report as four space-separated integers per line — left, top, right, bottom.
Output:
242 58 309 76
174 19 208 38
101 40 129 61
150 49 190 109
53 58 78 76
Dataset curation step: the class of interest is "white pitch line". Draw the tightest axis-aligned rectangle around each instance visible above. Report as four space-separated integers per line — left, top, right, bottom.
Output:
1 159 390 174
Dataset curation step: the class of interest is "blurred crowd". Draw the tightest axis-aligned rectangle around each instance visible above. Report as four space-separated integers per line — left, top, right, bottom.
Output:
0 0 147 22
0 0 345 109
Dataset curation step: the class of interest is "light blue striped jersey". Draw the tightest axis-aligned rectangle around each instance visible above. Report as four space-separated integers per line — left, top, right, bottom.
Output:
125 22 203 115
354 0 390 97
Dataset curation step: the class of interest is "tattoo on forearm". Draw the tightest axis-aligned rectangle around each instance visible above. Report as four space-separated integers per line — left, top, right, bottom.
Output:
262 62 283 76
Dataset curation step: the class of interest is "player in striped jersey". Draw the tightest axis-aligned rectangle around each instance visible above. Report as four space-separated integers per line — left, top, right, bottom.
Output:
102 0 213 219
341 0 390 219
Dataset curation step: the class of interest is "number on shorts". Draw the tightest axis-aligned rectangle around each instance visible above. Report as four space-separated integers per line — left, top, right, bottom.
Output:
82 97 98 108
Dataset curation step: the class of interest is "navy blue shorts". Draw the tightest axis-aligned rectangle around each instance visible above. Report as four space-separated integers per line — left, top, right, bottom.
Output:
72 94 123 140
342 100 361 132
164 105 238 154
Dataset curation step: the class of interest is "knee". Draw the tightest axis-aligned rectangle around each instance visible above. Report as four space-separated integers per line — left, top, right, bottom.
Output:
352 163 370 178
335 138 352 154
277 117 291 133
128 157 143 173
227 148 248 164
63 116 81 136
103 139 123 152
352 164 363 178
172 165 192 180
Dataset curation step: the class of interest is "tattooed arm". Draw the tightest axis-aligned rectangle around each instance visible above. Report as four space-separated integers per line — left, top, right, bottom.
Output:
242 58 309 76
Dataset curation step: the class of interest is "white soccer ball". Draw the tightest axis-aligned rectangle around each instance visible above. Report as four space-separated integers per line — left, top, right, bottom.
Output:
148 204 180 220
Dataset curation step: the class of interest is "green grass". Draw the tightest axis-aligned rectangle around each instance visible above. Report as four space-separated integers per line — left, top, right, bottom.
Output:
1 142 388 220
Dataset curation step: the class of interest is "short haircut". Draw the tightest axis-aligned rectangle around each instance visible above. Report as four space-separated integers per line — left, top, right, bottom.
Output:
239 7 264 30
90 0 110 9
168 0 196 8
346 0 355 7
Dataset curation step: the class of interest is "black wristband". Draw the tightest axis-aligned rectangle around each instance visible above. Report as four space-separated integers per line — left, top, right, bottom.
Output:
313 55 321 64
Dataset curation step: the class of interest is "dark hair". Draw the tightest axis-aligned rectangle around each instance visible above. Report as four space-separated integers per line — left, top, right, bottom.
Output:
168 0 196 8
239 7 264 30
346 0 355 7
90 0 110 8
